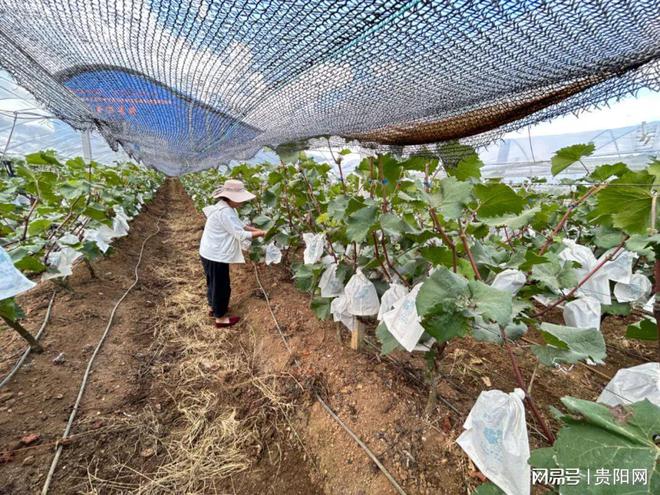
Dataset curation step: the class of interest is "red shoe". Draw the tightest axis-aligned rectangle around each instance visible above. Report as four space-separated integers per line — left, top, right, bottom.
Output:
215 316 240 328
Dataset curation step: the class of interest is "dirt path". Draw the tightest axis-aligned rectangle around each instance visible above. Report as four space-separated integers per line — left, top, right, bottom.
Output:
0 179 654 495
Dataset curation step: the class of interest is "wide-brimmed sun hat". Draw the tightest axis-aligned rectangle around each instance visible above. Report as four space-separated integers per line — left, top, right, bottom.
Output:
212 179 256 203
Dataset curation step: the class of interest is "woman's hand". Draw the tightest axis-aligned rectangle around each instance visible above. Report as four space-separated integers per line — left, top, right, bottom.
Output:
251 229 267 238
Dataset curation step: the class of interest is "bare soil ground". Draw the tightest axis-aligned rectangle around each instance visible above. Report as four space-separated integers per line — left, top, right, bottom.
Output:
0 179 654 494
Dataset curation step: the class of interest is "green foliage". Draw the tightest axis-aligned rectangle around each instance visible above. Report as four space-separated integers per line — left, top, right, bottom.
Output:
530 398 660 494
551 143 595 176
532 322 607 366
473 183 524 218
1 152 163 325
625 318 657 341
311 296 332 320
428 177 473 219
179 145 656 378
592 170 658 235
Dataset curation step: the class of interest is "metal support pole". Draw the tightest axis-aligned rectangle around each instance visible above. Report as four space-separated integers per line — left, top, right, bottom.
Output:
1 111 18 161
81 129 92 163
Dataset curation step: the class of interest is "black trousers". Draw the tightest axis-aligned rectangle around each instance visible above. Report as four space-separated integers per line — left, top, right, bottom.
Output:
201 257 230 317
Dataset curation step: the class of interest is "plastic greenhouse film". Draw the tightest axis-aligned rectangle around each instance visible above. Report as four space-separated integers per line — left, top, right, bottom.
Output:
265 243 282 265
42 247 83 281
330 293 356 331
381 283 425 352
302 232 325 265
0 246 36 300
344 269 380 316
613 273 653 304
456 388 530 495
597 363 660 407
563 296 601 331
319 263 344 298
491 269 526 295
377 282 409 321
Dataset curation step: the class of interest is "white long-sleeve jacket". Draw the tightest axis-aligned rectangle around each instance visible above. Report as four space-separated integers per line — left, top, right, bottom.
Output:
199 200 252 263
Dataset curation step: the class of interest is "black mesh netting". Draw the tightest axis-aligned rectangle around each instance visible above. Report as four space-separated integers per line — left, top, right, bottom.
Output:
0 0 658 175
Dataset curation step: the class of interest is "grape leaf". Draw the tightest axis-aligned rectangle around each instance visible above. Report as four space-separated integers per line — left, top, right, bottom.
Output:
428 177 473 219
474 183 524 218
13 254 47 273
376 322 404 355
532 322 606 366
592 171 656 235
346 205 379 242
530 398 660 494
530 254 577 292
310 297 332 320
468 280 513 325
480 206 540 230
416 266 469 316
27 219 52 236
551 143 595 176
0 298 25 321
590 162 629 181
626 318 657 341
446 154 483 181
471 482 506 495
380 213 417 236
421 311 471 343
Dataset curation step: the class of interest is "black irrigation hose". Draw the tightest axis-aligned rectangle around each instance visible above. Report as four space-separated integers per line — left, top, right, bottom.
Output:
251 262 408 495
41 217 162 495
0 291 56 389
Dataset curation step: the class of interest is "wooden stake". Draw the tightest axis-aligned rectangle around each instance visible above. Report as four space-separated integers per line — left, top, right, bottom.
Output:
351 318 365 351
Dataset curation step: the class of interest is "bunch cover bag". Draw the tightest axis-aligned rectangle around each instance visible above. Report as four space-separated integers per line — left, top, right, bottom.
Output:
457 388 530 495
303 233 325 265
344 269 380 316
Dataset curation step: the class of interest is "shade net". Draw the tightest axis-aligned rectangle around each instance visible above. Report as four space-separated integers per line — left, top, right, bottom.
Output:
0 0 658 175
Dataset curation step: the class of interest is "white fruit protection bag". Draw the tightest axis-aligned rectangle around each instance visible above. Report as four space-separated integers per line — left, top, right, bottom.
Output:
330 293 356 331
344 269 380 316
600 248 635 284
265 242 282 265
377 282 409 321
563 296 601 331
457 388 530 495
381 283 425 352
112 206 131 237
491 269 526 295
613 273 652 304
597 362 660 407
0 246 36 300
42 246 83 280
319 263 344 298
303 232 325 265
84 225 118 253
559 239 611 304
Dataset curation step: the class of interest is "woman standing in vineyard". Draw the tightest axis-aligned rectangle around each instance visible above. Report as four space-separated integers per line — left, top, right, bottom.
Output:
199 179 266 327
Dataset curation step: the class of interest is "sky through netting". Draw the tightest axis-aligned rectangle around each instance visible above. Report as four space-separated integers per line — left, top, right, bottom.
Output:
0 0 658 175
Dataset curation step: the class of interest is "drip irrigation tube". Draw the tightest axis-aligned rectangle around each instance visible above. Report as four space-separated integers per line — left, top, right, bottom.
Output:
251 263 408 495
0 291 56 389
41 217 161 495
